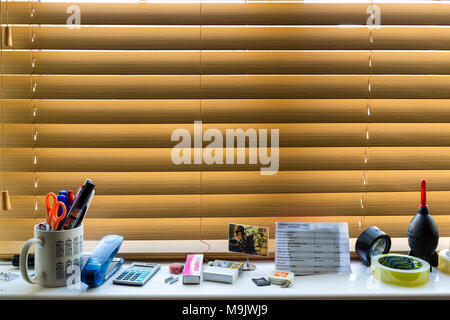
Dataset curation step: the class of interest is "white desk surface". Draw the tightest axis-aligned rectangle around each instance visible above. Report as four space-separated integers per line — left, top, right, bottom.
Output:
1 261 450 300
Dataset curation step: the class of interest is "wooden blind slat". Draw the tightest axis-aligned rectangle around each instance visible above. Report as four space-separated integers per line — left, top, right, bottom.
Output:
20 147 367 172
7 50 450 75
0 219 35 241
12 147 450 172
6 99 450 124
4 123 367 148
5 50 370 75
0 216 361 241
5 191 450 224
7 2 450 26
204 192 450 217
7 75 450 99
202 171 450 194
6 26 450 50
35 172 201 196
9 170 450 196
3 99 365 124
8 123 450 148
11 147 450 172
204 170 450 194
7 123 450 148
4 194 363 218
2 99 202 124
0 172 33 195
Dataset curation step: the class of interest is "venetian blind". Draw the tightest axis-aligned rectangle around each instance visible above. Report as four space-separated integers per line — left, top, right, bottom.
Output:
2 0 450 259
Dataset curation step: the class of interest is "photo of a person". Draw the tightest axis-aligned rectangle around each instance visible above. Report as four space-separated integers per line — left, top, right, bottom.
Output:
228 224 268 256
235 225 257 255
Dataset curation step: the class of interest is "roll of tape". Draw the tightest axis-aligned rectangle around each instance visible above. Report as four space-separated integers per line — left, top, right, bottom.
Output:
371 254 430 287
438 249 450 274
355 226 391 266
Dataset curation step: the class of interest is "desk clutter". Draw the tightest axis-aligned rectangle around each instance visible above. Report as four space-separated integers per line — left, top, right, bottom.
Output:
7 178 450 290
353 179 447 287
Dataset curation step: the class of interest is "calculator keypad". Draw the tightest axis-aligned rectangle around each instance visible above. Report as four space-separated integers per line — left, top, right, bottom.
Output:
113 265 160 286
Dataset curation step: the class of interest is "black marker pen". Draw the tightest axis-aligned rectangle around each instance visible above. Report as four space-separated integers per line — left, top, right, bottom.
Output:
63 179 95 230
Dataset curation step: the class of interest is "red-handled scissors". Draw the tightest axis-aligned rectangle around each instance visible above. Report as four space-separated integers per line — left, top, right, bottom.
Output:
45 192 67 230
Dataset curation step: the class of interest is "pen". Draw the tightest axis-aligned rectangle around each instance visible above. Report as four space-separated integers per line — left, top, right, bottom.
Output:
74 189 95 228
68 190 74 207
63 179 95 230
58 186 82 230
58 190 69 209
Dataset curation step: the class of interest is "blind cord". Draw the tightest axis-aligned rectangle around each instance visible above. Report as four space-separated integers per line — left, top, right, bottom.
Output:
29 0 38 219
1 0 6 191
198 0 211 260
361 0 375 230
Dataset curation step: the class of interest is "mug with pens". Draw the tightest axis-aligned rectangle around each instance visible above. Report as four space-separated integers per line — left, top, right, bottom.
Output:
21 178 95 287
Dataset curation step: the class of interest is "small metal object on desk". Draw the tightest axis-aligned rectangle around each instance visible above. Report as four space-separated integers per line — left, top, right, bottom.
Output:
0 272 19 281
164 275 179 284
281 280 293 288
243 255 256 271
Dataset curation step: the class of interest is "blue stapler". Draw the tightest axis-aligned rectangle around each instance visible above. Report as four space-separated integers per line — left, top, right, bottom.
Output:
81 235 124 287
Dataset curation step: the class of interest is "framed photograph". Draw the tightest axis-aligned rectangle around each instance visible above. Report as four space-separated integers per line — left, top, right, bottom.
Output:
228 223 269 257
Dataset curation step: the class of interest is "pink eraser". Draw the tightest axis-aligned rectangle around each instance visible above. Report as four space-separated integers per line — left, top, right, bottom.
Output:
169 263 184 274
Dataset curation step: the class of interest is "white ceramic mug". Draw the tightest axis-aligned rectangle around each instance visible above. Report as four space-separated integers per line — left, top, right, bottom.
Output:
20 224 83 287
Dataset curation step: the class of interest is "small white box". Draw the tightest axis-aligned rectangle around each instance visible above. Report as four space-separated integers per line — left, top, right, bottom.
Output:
182 254 203 284
268 270 295 286
203 266 239 284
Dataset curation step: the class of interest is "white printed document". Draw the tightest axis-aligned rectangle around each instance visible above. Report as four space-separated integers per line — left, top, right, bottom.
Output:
275 222 351 275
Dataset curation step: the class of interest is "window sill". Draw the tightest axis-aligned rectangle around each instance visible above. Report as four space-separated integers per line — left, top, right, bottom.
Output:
1 260 450 300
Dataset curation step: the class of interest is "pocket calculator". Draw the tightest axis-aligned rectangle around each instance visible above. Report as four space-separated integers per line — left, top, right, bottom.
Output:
113 262 161 286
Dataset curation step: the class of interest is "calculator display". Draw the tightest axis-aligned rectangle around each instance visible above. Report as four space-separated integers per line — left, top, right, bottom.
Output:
134 266 154 271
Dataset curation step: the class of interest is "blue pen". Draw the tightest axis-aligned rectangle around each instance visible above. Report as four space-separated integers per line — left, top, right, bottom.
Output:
59 190 69 209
